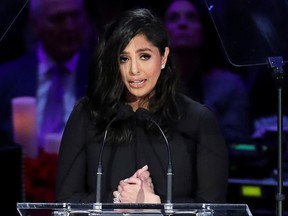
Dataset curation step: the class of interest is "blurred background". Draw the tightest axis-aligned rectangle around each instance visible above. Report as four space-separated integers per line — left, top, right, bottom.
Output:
0 0 288 215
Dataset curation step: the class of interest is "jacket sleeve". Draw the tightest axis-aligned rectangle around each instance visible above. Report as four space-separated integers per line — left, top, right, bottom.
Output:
195 106 228 203
55 98 95 202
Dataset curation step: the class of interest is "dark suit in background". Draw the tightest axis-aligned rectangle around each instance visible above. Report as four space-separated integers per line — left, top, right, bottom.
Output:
0 51 90 146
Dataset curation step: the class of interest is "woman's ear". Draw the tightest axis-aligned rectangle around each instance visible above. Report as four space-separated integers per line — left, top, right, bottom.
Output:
161 47 170 67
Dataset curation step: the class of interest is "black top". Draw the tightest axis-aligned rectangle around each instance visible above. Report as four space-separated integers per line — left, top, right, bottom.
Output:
56 94 228 203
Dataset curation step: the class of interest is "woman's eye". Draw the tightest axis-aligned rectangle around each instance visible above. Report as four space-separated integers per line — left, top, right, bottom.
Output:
186 12 200 22
120 56 128 63
167 13 180 23
140 54 151 60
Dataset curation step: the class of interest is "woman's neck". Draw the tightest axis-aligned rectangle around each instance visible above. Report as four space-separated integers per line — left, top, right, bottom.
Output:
125 90 153 111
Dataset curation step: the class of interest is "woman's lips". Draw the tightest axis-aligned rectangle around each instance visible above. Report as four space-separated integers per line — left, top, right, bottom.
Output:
129 79 147 88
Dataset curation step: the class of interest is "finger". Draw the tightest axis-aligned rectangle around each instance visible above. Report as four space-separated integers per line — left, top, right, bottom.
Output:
144 177 152 186
117 185 123 193
147 176 152 183
113 191 121 203
113 191 120 198
149 182 154 190
139 170 150 181
120 177 141 186
132 165 148 178
119 178 129 185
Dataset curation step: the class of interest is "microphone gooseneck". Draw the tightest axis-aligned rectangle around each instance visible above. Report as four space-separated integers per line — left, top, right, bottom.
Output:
95 104 134 203
136 108 173 204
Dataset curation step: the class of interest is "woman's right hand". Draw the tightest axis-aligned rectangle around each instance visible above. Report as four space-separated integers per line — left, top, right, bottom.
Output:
113 165 160 203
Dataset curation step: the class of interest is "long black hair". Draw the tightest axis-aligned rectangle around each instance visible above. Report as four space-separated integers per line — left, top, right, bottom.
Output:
87 8 180 144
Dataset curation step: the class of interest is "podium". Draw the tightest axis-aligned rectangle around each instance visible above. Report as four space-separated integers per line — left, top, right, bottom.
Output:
17 203 253 216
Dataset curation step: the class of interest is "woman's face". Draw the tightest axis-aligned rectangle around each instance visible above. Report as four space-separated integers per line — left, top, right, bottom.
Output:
119 34 169 107
165 0 203 49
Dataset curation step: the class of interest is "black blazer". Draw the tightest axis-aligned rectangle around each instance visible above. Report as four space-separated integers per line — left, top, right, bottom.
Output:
56 95 228 203
0 51 91 145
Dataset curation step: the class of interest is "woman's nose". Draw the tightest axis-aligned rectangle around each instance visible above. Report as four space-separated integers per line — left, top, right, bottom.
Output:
130 60 139 75
178 16 189 29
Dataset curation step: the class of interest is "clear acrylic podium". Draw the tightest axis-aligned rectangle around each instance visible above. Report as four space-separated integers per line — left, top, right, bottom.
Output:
17 203 253 216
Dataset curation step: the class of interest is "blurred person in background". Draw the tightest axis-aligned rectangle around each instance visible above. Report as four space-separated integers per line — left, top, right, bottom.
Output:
0 0 92 149
164 0 251 145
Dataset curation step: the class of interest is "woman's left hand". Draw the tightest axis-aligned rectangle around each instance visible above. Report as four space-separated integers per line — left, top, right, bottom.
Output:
112 165 160 203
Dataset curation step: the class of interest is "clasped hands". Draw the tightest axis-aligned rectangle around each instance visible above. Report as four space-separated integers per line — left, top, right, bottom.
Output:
113 165 161 203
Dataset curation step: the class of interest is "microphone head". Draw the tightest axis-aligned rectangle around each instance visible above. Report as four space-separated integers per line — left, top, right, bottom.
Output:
117 103 134 120
135 108 152 121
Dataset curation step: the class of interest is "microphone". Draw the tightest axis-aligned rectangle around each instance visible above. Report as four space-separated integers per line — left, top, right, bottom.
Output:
136 108 173 204
96 104 134 203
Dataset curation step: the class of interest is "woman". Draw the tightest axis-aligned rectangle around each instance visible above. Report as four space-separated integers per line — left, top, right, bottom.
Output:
56 8 228 204
165 0 251 145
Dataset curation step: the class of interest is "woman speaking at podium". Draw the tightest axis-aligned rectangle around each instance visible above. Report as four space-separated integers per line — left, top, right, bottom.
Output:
56 7 228 204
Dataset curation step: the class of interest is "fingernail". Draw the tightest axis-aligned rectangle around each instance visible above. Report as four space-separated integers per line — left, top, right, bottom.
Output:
124 178 129 182
142 165 148 169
